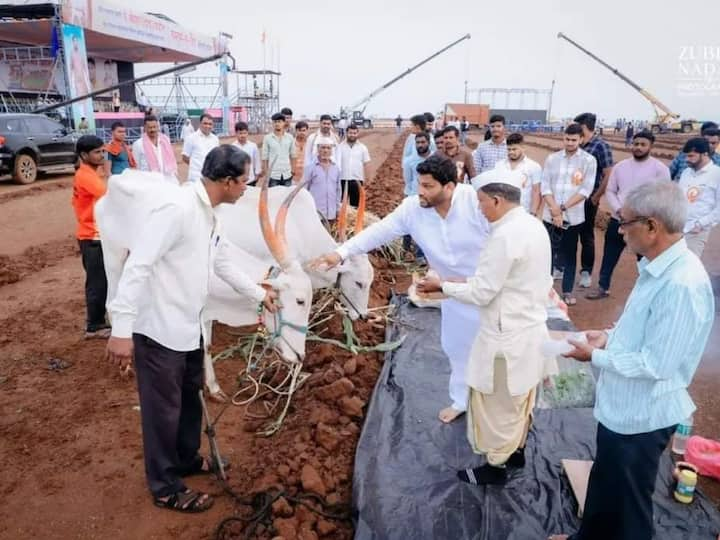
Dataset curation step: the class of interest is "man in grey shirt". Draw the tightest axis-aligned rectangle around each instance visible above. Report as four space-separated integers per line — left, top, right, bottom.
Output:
262 112 297 187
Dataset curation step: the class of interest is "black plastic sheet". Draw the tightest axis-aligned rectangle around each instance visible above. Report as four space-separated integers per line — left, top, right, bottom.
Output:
352 296 720 540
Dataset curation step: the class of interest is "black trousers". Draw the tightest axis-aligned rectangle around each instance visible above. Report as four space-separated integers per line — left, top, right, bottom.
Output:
579 198 598 274
570 422 675 540
133 334 204 498
544 222 583 295
78 239 108 332
598 218 625 291
341 179 362 207
269 175 292 187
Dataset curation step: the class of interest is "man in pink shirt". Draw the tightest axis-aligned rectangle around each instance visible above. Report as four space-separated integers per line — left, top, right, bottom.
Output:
586 130 670 299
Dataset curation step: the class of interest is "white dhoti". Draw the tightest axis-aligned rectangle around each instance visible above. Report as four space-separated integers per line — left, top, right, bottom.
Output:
466 353 536 466
440 298 481 411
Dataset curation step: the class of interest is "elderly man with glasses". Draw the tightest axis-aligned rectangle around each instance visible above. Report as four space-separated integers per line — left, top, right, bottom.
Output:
550 181 714 540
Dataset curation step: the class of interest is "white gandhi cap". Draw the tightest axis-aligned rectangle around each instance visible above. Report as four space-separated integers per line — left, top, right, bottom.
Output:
316 136 336 147
470 169 525 191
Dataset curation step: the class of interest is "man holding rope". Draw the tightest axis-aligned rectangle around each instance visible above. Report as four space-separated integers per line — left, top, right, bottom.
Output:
105 146 278 513
312 154 489 423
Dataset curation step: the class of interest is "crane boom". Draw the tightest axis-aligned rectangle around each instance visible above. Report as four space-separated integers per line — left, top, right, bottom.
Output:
557 32 679 123
342 33 471 115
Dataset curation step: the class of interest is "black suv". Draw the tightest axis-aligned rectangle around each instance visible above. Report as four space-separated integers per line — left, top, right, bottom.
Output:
0 113 78 184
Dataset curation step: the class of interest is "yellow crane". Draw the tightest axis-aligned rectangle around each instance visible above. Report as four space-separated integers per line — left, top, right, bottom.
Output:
557 32 699 133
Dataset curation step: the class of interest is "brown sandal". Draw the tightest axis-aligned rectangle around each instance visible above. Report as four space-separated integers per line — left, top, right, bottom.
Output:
154 489 214 513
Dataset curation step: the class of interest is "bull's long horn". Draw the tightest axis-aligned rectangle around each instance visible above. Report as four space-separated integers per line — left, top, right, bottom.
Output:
258 176 287 266
354 184 366 235
273 181 307 267
337 184 349 242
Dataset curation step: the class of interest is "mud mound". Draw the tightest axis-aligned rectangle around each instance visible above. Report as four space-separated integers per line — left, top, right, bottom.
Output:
0 237 77 287
365 136 407 217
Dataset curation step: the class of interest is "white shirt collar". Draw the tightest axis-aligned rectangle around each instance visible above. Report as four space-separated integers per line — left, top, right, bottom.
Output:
192 180 212 209
490 205 524 230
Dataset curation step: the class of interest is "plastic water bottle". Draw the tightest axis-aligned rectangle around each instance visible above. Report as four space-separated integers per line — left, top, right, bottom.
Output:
672 416 693 455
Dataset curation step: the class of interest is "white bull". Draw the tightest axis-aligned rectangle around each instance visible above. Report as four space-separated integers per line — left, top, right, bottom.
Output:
95 170 313 400
215 184 375 321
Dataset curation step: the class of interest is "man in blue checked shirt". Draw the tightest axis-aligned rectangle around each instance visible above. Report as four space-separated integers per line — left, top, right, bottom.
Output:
574 113 613 290
669 122 720 180
550 181 714 540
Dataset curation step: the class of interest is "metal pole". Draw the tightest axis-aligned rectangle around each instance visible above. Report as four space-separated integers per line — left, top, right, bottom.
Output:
34 52 225 114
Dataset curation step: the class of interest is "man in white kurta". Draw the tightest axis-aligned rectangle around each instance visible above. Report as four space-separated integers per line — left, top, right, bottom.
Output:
419 169 556 485
313 154 489 423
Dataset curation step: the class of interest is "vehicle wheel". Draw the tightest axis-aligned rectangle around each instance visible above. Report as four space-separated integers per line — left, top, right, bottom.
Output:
12 153 37 184
682 123 692 133
651 125 660 134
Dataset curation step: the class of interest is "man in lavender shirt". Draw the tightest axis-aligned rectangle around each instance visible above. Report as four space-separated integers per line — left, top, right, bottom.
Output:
304 137 342 222
587 130 671 299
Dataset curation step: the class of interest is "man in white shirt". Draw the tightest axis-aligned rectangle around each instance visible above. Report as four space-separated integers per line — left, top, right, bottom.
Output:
131 114 178 182
338 124 371 207
312 154 490 423
180 119 194 142
541 123 597 305
182 113 220 182
105 145 277 513
305 114 341 167
418 168 555 485
677 137 720 258
337 116 348 140
232 120 262 185
491 132 542 216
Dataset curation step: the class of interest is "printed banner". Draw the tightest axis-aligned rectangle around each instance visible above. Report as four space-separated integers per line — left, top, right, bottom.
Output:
61 23 96 131
0 56 59 93
88 57 119 96
61 0 218 59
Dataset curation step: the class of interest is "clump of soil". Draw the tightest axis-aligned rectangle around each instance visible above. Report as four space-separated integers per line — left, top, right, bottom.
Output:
210 134 412 539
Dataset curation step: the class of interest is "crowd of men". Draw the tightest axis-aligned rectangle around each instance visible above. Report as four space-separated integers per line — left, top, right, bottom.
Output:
402 111 720 304
97 108 373 222
69 107 717 538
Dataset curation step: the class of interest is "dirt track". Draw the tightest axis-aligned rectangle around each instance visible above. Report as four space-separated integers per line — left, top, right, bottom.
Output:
1 129 719 539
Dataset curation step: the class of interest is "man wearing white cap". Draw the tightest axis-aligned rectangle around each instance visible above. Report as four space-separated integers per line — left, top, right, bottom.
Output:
304 136 342 221
419 168 556 485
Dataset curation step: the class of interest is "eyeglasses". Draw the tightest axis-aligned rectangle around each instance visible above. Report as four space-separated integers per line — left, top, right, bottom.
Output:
618 216 650 228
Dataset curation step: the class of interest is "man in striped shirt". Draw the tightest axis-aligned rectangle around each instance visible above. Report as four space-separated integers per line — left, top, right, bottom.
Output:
541 123 596 305
472 114 507 173
551 181 714 540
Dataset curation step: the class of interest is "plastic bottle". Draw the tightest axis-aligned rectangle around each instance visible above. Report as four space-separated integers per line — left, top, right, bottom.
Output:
674 469 697 504
672 416 694 455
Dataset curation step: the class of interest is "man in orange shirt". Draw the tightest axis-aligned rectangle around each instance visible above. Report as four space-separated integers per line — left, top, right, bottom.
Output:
72 135 110 339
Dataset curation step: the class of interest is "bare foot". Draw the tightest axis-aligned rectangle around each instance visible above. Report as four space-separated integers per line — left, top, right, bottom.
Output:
438 406 465 423
548 535 569 540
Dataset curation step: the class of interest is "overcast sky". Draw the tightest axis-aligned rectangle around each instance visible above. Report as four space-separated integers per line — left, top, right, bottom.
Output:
128 0 719 123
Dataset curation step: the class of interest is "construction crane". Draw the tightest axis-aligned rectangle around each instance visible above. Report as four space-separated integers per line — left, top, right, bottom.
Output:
557 32 698 133
336 33 471 129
